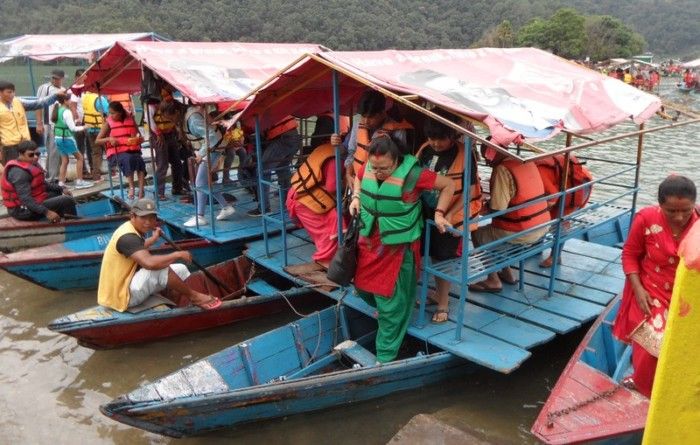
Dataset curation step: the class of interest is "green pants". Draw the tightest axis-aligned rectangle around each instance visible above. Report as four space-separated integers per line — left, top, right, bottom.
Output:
358 249 416 363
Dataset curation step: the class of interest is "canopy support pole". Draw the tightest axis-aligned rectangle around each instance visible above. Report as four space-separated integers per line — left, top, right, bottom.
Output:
332 70 344 245
547 134 573 298
140 66 159 210
630 123 645 223
27 58 36 95
453 136 473 342
254 116 270 257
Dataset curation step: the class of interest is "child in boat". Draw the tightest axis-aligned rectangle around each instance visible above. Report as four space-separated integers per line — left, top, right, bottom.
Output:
416 110 482 323
95 101 145 200
51 93 93 189
286 115 344 268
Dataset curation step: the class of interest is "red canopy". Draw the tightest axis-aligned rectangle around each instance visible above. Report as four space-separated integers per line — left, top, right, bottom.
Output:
239 48 662 145
0 33 164 63
81 41 325 104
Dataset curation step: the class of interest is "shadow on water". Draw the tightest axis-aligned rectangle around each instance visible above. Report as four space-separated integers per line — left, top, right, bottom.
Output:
0 78 696 444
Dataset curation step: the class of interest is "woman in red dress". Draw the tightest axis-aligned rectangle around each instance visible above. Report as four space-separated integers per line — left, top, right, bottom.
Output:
613 175 698 397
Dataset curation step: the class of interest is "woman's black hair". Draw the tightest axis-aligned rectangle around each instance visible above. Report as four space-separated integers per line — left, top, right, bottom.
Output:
357 90 386 117
658 175 696 204
368 133 402 163
424 108 459 140
108 101 127 120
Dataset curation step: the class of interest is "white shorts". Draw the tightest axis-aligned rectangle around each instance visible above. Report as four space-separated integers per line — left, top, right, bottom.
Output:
128 263 190 307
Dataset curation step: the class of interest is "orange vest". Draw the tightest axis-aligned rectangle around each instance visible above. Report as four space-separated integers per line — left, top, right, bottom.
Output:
105 115 142 158
492 160 550 232
290 143 337 214
536 154 593 218
109 93 132 114
416 141 482 230
352 119 414 176
1 160 48 208
266 116 298 140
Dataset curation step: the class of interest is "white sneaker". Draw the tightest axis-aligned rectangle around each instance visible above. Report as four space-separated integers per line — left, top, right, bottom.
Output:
216 206 236 221
58 181 66 188
184 215 208 227
74 179 94 189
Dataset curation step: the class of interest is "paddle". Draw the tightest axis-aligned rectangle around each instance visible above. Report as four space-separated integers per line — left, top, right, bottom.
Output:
159 231 235 295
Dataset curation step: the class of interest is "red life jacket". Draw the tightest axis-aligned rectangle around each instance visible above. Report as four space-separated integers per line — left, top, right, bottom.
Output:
536 154 593 218
1 160 48 209
105 115 141 158
492 160 551 232
352 119 414 176
266 116 298 140
416 141 482 230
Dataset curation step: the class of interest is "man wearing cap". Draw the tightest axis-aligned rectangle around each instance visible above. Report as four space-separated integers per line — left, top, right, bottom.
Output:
36 69 65 182
97 198 222 312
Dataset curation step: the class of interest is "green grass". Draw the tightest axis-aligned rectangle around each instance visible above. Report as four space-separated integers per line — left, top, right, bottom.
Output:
0 62 88 96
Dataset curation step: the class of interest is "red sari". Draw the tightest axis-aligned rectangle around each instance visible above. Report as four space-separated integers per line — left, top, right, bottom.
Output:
613 206 698 397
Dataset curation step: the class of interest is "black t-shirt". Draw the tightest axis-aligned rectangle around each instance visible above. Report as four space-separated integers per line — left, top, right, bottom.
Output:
417 143 477 184
116 233 145 257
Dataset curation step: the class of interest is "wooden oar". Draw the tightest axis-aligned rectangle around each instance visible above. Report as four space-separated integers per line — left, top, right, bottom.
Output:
159 231 235 295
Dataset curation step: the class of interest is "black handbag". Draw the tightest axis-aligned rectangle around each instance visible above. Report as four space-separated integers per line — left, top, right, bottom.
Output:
326 214 362 286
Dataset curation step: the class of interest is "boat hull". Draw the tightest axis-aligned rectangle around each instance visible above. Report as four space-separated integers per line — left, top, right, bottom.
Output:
102 350 471 437
0 198 125 252
531 297 649 444
0 235 242 291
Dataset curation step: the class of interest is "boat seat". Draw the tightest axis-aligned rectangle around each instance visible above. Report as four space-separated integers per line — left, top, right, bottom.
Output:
334 340 377 367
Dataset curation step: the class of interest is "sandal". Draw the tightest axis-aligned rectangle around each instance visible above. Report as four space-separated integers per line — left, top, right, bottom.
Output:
497 269 518 285
432 308 449 323
127 188 135 200
468 281 502 293
195 296 222 311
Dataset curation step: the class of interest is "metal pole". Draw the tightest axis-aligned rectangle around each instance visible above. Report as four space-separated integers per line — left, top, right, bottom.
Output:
547 134 572 298
630 123 645 222
204 108 216 236
454 136 473 342
141 81 159 209
254 116 269 256
27 58 36 95
332 70 344 245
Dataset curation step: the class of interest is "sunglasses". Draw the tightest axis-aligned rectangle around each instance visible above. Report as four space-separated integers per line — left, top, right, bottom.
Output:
24 151 38 158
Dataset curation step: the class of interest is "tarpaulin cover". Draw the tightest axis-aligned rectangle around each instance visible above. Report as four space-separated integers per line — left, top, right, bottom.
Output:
0 33 163 63
81 41 324 104
681 58 700 68
240 47 662 145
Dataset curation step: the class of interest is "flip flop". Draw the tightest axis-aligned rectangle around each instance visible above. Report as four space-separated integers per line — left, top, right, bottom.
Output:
497 270 518 285
195 296 222 311
468 282 502 293
432 308 449 324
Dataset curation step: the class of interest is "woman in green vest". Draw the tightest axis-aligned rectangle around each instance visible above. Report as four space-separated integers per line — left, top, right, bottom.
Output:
52 94 93 189
348 134 454 363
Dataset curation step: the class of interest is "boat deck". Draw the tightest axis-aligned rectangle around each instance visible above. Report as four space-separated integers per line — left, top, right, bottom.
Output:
245 232 624 374
101 185 294 244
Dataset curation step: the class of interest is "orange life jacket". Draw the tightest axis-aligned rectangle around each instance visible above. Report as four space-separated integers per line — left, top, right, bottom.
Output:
416 141 482 230
352 119 414 176
536 154 593 218
1 160 48 208
266 116 298 140
109 93 133 114
290 142 338 214
492 160 551 232
105 115 141 158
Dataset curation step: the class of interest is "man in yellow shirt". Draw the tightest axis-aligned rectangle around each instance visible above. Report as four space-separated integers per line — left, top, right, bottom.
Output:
97 198 222 312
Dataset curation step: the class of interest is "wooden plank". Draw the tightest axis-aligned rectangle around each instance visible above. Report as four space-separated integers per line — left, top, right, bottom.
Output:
563 238 622 262
494 284 605 323
522 272 615 306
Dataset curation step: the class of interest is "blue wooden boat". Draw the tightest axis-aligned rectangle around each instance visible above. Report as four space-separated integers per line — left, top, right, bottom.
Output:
99 304 473 437
0 230 240 291
531 296 648 444
49 257 328 349
0 197 125 252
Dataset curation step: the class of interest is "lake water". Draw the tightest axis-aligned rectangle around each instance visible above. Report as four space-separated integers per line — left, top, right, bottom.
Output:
0 79 697 444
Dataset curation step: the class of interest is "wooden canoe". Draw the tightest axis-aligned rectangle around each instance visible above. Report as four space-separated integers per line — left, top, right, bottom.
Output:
531 296 648 444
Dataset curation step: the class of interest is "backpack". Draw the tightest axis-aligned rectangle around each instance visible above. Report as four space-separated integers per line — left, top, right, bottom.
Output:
536 154 593 213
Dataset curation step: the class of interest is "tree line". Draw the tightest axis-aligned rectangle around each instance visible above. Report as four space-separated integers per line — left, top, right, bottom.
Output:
1 0 697 59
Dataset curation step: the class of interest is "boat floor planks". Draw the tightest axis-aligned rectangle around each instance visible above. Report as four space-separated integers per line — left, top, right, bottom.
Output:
245 231 624 374
101 186 295 244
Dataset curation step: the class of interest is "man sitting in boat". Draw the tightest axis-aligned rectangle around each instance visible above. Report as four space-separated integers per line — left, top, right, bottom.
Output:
1 140 77 223
469 142 551 292
286 115 344 268
97 198 222 312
